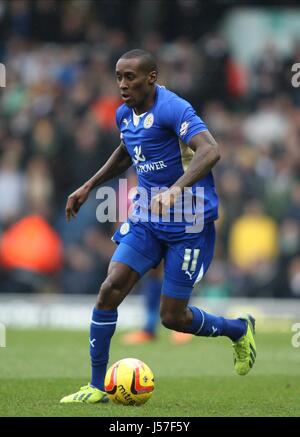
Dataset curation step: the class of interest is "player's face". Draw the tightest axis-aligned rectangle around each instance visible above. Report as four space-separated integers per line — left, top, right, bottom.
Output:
115 58 156 111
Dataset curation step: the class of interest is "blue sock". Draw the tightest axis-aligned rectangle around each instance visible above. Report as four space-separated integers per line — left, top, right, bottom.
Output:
143 277 161 335
187 306 247 341
90 307 117 391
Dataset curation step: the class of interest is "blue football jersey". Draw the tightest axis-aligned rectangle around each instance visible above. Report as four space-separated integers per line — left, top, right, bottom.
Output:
116 85 218 231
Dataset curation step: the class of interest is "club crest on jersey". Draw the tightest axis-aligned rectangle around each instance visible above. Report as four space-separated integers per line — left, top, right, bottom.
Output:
120 222 130 235
144 113 154 129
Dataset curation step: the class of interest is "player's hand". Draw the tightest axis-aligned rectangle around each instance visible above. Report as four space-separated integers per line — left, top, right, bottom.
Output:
65 184 91 222
150 186 181 217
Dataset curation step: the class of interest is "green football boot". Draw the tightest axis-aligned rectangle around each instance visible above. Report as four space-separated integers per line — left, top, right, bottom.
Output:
233 314 257 376
60 384 109 404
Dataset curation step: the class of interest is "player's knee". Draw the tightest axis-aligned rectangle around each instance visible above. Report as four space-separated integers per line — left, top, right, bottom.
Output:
96 275 124 310
160 311 182 331
103 274 121 292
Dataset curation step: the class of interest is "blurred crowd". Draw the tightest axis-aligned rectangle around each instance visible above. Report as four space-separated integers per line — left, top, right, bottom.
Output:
0 0 299 298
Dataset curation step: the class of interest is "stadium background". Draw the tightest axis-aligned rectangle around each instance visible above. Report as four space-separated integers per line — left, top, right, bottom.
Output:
0 0 300 418
1 0 299 299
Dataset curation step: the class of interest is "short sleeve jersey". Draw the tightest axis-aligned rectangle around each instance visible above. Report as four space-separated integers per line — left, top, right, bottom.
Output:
116 85 218 231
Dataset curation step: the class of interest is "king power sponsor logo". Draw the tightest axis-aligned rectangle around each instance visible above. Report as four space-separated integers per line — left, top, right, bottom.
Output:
132 145 167 173
136 160 167 173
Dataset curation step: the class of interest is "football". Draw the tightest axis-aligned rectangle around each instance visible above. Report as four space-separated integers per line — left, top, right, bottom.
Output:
104 358 154 406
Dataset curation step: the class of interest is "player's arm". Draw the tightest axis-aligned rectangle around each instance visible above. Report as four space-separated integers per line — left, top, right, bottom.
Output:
65 141 132 221
151 130 220 215
171 130 220 190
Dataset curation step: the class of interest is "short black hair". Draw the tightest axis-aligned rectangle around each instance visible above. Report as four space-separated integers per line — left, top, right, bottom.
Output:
119 49 157 73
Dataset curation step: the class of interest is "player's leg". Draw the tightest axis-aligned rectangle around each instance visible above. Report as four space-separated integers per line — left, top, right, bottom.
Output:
60 221 163 404
160 295 256 375
88 222 162 393
89 260 140 394
161 221 256 375
60 260 140 404
160 293 247 340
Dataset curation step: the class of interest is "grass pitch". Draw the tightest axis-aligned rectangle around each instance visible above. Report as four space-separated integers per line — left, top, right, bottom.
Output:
0 326 299 417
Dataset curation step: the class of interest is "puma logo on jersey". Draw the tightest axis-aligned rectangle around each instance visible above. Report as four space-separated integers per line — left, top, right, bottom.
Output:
123 118 129 126
185 271 193 280
132 145 146 164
